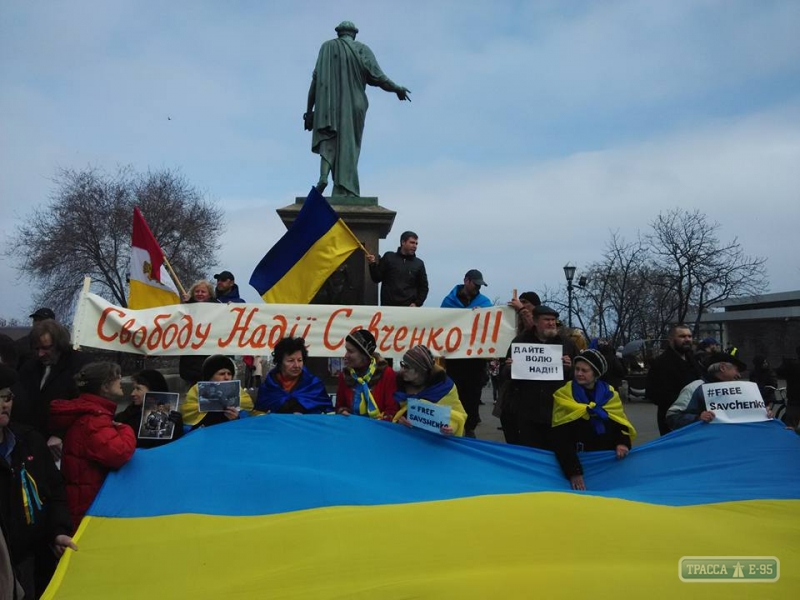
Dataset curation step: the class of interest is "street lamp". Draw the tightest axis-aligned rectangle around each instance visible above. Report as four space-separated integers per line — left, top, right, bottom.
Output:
563 264 576 328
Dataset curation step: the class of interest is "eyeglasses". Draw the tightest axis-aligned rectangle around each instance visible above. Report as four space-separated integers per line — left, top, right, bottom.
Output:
0 392 14 402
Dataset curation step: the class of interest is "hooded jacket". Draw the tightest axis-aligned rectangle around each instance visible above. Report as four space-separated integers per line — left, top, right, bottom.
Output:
49 394 136 529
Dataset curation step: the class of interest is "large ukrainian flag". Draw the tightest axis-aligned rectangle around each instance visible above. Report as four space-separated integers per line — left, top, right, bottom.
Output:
44 418 798 599
249 187 361 304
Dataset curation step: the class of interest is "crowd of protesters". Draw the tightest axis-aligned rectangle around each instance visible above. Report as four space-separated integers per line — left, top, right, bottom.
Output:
1 241 795 597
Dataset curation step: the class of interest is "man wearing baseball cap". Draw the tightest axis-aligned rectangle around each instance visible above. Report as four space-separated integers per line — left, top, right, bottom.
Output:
213 271 245 303
440 269 493 437
666 349 749 430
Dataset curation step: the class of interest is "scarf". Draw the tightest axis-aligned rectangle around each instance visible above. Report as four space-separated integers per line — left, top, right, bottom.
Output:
394 377 454 406
570 380 614 435
349 359 381 418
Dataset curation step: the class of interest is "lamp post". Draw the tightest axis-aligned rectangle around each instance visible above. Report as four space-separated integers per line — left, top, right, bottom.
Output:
563 264 576 329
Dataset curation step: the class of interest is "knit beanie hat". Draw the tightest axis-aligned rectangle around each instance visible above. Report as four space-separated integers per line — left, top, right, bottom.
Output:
574 349 607 378
133 369 170 393
519 291 541 307
346 329 377 359
0 364 16 390
403 345 435 374
202 355 236 381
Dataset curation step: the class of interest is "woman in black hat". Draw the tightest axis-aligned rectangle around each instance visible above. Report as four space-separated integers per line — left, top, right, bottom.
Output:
335 329 398 420
180 355 256 430
551 349 636 491
115 369 184 447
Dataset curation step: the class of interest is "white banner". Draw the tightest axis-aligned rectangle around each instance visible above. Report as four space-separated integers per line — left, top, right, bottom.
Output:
703 381 770 424
510 343 564 380
406 399 452 435
72 291 516 359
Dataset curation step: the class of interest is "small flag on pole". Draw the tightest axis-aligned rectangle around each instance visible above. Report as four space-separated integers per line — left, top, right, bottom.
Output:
128 208 181 309
250 187 362 304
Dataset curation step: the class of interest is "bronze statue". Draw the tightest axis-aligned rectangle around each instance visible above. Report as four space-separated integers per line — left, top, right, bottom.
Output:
304 21 410 197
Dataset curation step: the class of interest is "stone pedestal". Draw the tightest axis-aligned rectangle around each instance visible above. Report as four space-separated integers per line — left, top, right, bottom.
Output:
276 196 396 306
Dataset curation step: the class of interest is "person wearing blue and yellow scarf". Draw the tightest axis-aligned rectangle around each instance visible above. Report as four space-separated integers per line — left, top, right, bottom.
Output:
551 349 636 491
335 330 398 420
256 336 332 414
393 345 468 436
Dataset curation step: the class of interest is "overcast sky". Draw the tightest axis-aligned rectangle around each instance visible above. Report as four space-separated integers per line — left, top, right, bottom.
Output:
1 0 799 320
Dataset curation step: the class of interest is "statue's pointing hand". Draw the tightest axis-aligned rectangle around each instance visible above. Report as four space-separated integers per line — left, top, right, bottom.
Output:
396 87 411 102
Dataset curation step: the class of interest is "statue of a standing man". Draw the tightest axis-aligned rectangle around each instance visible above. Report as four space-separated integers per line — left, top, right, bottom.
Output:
304 21 410 197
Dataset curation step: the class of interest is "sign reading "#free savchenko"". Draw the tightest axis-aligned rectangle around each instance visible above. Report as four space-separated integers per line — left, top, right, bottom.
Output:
679 556 779 583
702 381 771 424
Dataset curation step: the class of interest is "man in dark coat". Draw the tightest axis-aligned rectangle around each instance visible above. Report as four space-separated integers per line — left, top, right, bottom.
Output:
367 231 429 307
646 324 704 436
14 320 91 460
502 305 578 449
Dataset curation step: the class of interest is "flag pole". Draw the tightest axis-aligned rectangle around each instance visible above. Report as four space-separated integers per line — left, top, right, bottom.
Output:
161 254 187 298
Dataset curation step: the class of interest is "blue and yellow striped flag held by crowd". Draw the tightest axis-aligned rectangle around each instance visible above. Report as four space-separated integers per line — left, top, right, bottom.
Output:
249 187 362 303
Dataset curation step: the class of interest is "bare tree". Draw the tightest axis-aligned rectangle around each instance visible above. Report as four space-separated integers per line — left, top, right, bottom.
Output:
646 208 767 335
7 166 225 316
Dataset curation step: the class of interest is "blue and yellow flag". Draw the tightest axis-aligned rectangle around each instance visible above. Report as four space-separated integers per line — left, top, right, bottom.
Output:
44 419 798 599
249 187 361 303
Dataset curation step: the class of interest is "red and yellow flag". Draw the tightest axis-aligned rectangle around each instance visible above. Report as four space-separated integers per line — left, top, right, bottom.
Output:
128 208 180 309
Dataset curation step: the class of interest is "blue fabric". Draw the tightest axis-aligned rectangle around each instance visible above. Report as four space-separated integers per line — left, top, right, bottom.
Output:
395 377 455 405
255 368 331 414
440 285 492 309
90 417 800 518
249 187 338 295
572 380 614 435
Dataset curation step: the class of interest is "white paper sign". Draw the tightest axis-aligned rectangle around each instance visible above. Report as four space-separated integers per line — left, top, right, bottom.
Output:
406 398 452 435
703 381 770 424
510 343 564 380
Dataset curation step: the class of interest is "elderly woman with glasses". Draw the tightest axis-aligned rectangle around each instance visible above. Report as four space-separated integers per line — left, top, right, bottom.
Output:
335 329 398 420
49 362 136 529
256 337 332 414
1 365 76 599
393 345 467 436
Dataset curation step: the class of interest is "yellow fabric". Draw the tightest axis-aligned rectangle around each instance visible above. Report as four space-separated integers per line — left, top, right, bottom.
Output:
127 247 180 309
127 278 180 310
551 382 637 441
393 386 468 437
261 220 360 304
180 385 256 427
43 495 799 599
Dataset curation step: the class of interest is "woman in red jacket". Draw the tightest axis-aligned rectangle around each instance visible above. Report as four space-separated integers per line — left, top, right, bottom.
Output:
335 329 398 420
50 362 136 531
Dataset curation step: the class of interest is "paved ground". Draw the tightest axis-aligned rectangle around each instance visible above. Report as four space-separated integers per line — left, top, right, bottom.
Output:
473 383 660 446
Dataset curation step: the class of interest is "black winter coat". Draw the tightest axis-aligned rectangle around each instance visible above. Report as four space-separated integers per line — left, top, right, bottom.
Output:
0 423 72 563
368 250 429 307
14 349 91 438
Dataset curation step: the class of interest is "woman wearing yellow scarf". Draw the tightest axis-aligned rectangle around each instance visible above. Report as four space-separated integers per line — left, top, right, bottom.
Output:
551 349 636 491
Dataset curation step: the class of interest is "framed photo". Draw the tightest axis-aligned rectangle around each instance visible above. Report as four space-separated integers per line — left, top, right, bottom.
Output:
138 392 179 440
197 380 241 413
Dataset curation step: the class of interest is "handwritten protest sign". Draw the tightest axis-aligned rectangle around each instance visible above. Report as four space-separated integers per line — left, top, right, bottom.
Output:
510 343 564 380
703 381 770 424
72 290 516 358
406 399 452 435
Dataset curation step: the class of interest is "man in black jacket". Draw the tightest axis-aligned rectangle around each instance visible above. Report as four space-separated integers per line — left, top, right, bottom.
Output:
14 320 91 460
646 324 703 435
503 305 578 449
367 231 429 307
